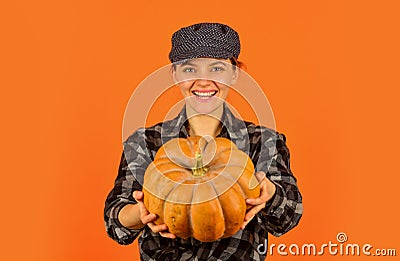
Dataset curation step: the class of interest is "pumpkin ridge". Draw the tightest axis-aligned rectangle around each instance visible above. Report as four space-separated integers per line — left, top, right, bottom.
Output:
210 163 250 171
212 169 247 199
208 181 226 237
162 177 197 234
166 173 196 201
202 168 241 192
187 183 197 237
152 160 190 174
146 160 192 186
160 175 183 203
157 154 191 169
165 171 193 186
205 162 251 188
207 147 231 162
204 145 244 168
219 183 246 237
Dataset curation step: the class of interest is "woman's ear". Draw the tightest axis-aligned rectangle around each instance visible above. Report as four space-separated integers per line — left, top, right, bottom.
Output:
230 68 240 85
172 66 179 84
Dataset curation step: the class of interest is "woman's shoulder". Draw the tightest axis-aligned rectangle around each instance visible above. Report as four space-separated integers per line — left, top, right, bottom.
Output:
124 119 179 148
241 123 290 157
243 121 287 143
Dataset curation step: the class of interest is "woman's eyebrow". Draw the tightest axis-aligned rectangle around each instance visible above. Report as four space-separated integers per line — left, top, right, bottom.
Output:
209 61 227 67
180 60 197 66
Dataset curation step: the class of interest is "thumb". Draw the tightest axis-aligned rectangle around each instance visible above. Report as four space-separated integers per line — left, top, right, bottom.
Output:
255 171 266 182
132 190 143 200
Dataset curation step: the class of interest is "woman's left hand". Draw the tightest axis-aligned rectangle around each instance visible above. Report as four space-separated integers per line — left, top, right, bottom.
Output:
241 171 277 229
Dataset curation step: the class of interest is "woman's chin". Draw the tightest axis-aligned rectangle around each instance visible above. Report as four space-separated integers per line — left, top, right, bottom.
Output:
187 99 223 115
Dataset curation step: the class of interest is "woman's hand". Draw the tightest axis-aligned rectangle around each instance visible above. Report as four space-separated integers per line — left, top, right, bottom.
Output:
240 171 276 229
132 191 176 239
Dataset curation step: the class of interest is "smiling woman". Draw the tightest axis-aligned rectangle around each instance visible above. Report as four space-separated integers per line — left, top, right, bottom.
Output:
104 22 303 261
173 58 236 118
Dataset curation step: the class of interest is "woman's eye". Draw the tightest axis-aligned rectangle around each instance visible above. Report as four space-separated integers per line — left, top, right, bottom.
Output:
211 66 224 72
183 67 195 73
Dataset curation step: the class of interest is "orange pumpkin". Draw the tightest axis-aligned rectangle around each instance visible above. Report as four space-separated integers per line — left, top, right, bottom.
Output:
143 136 260 242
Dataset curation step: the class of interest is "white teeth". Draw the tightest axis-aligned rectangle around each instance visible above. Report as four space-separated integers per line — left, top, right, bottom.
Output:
193 91 216 97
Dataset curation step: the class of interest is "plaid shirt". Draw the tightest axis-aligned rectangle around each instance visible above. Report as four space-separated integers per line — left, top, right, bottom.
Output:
104 104 303 261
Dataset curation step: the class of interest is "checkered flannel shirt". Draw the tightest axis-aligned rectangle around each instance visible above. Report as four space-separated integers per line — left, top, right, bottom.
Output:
104 104 303 261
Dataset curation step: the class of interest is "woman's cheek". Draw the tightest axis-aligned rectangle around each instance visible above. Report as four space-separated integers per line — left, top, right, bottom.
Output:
178 83 192 97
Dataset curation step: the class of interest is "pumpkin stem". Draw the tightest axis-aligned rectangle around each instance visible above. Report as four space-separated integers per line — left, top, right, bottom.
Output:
192 151 208 177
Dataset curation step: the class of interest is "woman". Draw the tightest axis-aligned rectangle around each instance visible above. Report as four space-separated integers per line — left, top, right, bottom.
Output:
104 22 303 260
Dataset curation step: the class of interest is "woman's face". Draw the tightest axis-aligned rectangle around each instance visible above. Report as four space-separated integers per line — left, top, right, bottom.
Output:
173 58 238 114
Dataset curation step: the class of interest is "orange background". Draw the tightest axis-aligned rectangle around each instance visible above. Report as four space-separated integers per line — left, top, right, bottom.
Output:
1 0 400 260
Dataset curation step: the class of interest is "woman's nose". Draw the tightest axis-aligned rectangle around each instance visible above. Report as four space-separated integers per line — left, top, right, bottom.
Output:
195 79 213 87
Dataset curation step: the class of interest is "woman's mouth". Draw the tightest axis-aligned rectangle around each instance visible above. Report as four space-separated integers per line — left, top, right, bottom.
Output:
192 90 218 100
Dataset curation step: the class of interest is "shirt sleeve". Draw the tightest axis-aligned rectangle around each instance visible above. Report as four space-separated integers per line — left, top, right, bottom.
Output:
104 129 152 245
254 128 303 237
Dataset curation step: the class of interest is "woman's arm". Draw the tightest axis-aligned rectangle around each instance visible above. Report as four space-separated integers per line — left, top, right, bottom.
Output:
104 129 175 245
118 191 176 239
117 201 144 230
104 129 151 245
104 151 145 245
240 171 276 229
248 128 303 236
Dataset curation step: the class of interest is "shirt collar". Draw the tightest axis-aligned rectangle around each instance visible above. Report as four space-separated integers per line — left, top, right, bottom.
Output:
160 106 189 140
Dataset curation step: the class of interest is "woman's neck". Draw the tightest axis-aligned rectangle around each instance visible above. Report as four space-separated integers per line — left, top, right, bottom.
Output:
186 105 224 137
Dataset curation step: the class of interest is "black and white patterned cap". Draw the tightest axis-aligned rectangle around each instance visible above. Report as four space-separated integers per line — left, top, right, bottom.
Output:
169 22 241 63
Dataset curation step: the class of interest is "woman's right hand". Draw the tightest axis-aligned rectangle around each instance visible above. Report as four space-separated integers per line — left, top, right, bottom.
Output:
132 191 176 239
